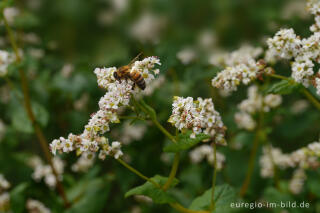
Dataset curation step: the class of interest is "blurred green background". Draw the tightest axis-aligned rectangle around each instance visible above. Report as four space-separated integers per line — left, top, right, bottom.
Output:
1 0 320 212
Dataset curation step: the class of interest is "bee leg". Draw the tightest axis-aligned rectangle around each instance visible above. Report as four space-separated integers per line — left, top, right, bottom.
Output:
132 83 135 90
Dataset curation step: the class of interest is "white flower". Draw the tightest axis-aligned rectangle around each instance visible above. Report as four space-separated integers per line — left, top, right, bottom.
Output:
72 152 95 172
0 192 10 211
0 174 10 191
130 13 166 44
28 156 64 189
106 141 123 159
235 86 281 130
3 7 19 25
189 145 225 170
315 74 320 95
168 96 226 145
26 199 51 213
177 48 196 65
289 168 306 194
0 50 15 77
234 112 256 131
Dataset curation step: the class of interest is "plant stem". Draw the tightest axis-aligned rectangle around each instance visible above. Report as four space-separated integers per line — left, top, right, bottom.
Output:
119 115 146 121
210 143 217 211
239 109 264 197
170 203 209 213
3 15 70 207
266 144 280 190
117 155 208 213
163 153 180 191
268 73 289 81
301 88 320 111
134 98 177 143
268 73 320 111
152 118 177 143
117 158 159 187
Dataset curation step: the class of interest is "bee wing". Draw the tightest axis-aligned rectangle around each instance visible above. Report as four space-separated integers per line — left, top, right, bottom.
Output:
128 52 143 66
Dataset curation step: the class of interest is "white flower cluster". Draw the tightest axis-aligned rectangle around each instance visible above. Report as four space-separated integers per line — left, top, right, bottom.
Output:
50 57 161 160
3 7 20 25
28 156 64 189
71 151 95 173
0 50 15 77
259 146 294 178
260 139 320 194
130 13 166 44
176 48 196 65
113 121 147 145
267 0 320 88
289 168 307 195
235 86 282 130
211 58 267 93
0 119 6 142
140 75 165 97
189 145 225 170
0 174 10 212
210 45 263 68
314 73 320 95
168 96 226 145
26 199 51 213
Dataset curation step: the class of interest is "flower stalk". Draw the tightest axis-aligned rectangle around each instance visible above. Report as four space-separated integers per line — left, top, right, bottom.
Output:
210 142 217 211
2 14 70 207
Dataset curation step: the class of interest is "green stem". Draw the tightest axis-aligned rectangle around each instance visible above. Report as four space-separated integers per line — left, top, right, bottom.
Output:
265 144 280 190
117 158 160 187
210 143 217 211
134 97 177 143
119 115 146 121
163 153 180 191
239 109 264 197
117 158 208 213
301 88 320 111
268 73 320 111
152 118 177 143
268 73 289 81
170 203 209 213
3 14 70 208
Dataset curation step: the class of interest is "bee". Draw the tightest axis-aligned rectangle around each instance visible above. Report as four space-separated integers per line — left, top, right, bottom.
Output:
113 53 146 90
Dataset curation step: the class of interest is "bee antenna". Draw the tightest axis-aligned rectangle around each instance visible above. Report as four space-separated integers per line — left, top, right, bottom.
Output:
129 52 143 65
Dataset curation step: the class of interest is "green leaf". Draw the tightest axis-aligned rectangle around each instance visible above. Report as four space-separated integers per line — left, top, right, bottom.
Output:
265 79 300 95
66 175 111 213
163 131 210 153
11 102 49 133
125 175 179 204
11 107 33 133
139 100 157 120
189 184 236 212
10 183 29 213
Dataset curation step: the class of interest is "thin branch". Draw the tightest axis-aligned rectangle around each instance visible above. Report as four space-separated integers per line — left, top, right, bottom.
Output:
210 143 217 211
162 153 180 191
3 15 70 207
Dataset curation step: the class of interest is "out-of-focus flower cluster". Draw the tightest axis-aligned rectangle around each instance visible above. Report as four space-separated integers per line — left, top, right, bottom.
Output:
112 121 147 145
189 144 225 170
26 199 51 213
235 85 282 130
266 0 320 95
211 45 271 92
0 174 10 212
168 96 226 145
130 13 166 44
71 151 96 173
50 57 161 161
28 156 64 189
0 50 14 77
260 138 320 194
